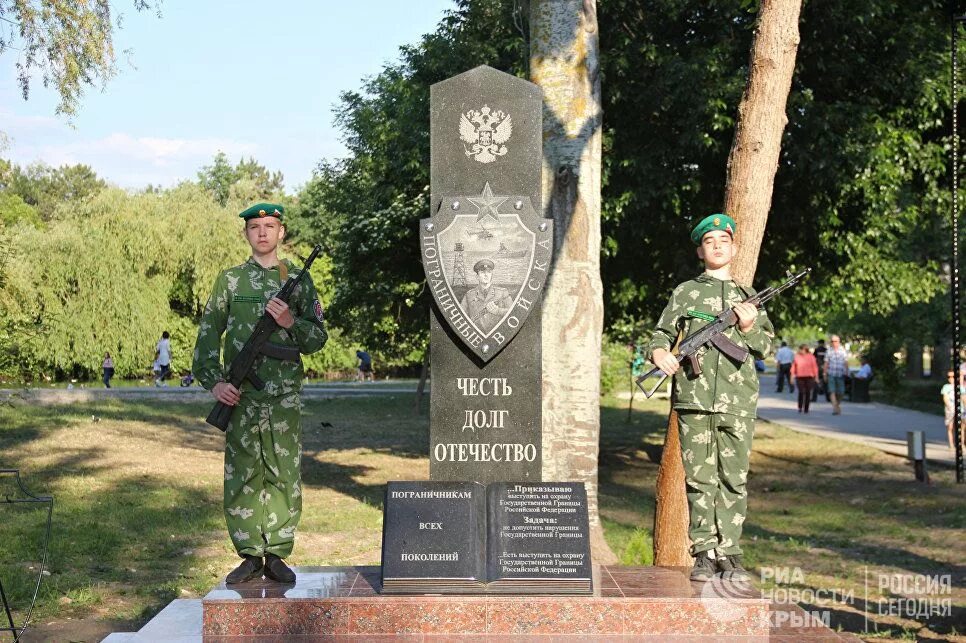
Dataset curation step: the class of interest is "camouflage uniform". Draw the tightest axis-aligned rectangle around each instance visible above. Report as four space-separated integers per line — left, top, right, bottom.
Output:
647 273 774 555
193 257 328 558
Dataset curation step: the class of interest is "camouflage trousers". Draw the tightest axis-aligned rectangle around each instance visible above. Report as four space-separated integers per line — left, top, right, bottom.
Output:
224 392 303 558
677 412 754 556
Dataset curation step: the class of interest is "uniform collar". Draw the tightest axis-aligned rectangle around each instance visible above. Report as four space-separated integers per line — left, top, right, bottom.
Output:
695 272 734 285
246 256 284 272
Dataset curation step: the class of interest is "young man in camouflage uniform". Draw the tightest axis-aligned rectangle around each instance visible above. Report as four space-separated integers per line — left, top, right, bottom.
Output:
193 202 328 584
647 213 774 582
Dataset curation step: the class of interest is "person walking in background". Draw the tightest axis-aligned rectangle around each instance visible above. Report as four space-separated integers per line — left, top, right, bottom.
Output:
775 341 795 393
155 331 172 387
356 349 374 382
790 344 818 413
942 370 961 451
824 335 849 415
812 338 828 402
102 352 114 388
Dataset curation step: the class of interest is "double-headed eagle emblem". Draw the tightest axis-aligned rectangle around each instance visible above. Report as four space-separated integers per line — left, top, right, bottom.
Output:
459 105 512 164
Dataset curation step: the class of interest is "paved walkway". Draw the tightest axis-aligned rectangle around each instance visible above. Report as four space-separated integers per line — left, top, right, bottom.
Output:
757 388 958 466
0 382 426 405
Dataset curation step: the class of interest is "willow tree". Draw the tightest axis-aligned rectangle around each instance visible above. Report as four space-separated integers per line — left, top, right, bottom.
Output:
1 0 161 118
653 0 803 565
530 0 614 561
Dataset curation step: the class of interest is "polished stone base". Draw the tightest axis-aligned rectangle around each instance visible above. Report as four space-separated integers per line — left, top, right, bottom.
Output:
102 566 861 641
201 565 775 638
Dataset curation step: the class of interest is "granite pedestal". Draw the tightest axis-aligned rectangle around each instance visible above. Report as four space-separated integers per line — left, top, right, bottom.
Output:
201 565 771 638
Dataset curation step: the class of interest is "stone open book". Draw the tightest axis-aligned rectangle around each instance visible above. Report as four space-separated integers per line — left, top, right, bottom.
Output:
381 480 592 595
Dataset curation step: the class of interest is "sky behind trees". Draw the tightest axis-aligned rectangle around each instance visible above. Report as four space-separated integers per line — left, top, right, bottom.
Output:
0 0 453 190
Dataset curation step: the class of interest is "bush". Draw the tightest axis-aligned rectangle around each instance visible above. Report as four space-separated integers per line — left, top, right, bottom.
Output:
601 338 634 396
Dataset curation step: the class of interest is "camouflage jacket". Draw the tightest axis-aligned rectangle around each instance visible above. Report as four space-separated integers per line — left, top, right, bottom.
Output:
646 273 775 417
192 257 328 401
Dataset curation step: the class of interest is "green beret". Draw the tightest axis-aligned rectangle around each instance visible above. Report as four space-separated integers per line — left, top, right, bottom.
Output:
690 213 736 245
473 258 495 273
239 202 284 221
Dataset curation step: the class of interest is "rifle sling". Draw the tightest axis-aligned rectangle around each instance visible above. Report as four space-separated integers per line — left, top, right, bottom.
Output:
260 342 301 362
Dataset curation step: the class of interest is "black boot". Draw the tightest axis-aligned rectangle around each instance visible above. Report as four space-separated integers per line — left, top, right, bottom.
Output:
263 553 296 583
717 554 752 581
689 551 716 582
226 554 263 584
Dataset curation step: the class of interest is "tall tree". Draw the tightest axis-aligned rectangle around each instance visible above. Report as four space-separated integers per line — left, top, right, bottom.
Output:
1 160 106 220
196 153 285 206
652 0 803 566
597 0 949 376
1 0 161 118
725 0 803 285
530 0 613 562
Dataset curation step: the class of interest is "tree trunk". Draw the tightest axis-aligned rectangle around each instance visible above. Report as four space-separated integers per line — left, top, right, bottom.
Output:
530 0 615 564
725 0 803 286
652 409 690 566
652 0 803 565
934 340 951 379
414 349 430 415
905 342 924 379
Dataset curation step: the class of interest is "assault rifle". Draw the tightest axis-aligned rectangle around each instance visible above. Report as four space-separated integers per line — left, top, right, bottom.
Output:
635 268 811 399
206 245 322 431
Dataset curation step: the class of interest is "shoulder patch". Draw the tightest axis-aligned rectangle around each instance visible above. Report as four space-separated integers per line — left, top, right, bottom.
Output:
313 299 324 322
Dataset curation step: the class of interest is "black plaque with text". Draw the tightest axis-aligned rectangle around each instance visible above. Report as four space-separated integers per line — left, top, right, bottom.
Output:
381 481 591 595
485 482 592 591
381 481 484 589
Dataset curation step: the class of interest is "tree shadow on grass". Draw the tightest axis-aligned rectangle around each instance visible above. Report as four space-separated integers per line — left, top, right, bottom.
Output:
742 521 964 579
299 456 388 510
796 599 966 639
0 445 224 638
2 395 433 461
751 451 966 532
0 398 219 459
300 398 429 459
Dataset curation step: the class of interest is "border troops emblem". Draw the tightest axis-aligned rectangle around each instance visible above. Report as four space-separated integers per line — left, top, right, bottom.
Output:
421 182 552 362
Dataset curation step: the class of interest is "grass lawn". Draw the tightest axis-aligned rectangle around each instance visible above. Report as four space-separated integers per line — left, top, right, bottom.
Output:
0 393 962 642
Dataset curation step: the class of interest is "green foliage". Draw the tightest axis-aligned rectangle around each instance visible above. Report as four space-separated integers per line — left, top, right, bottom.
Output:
296 0 954 373
600 338 633 396
2 0 956 383
0 160 107 221
598 0 950 333
1 0 161 118
1 184 246 378
618 527 654 566
0 192 41 227
197 152 285 207
294 0 527 366
0 178 355 380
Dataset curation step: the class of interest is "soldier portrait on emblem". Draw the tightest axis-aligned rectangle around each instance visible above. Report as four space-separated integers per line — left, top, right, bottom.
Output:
436 183 534 337
460 258 512 334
